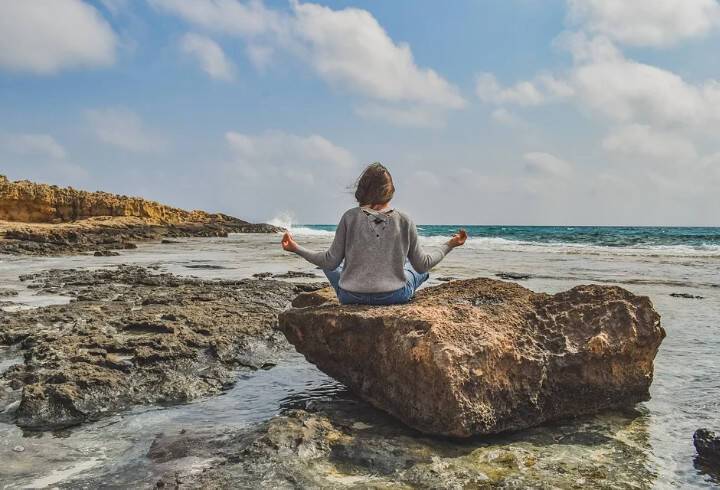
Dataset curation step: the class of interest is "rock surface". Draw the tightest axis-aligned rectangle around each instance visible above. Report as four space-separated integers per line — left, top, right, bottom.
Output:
0 266 323 429
695 428 720 466
280 278 665 437
146 398 655 489
0 175 281 255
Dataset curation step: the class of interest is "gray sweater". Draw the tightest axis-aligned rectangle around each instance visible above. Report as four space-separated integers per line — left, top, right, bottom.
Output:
295 207 452 293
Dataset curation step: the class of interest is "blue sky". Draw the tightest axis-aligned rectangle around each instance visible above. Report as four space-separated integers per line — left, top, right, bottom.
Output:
1 0 719 225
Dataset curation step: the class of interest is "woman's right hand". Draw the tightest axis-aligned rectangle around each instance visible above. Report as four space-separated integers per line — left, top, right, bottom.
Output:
448 229 467 248
281 231 299 252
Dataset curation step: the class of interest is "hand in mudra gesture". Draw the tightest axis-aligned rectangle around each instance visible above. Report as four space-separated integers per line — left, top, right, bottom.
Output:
448 229 467 248
281 231 299 252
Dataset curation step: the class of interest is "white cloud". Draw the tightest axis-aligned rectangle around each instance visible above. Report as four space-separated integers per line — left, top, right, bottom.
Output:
180 33 235 81
482 34 720 132
149 0 282 36
566 0 720 47
476 73 573 106
476 73 544 106
0 133 67 159
151 0 465 111
0 0 116 74
225 130 355 177
523 152 574 178
289 2 465 108
569 39 720 129
86 108 167 153
602 124 698 161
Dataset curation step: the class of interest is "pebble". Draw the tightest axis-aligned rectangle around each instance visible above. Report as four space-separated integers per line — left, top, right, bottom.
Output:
13 445 25 452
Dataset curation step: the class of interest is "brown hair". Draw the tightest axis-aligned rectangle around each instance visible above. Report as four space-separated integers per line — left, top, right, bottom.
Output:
354 162 395 206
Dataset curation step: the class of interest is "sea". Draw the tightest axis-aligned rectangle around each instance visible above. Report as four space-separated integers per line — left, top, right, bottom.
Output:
0 224 718 487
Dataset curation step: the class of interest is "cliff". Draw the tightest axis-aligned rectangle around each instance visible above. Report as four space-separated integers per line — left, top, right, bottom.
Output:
0 175 281 255
0 174 215 223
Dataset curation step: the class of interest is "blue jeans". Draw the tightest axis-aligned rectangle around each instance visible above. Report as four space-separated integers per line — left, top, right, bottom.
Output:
323 262 429 305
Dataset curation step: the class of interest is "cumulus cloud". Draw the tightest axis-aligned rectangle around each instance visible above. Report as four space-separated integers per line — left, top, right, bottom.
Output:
180 33 235 81
0 133 67 160
149 0 283 37
568 36 720 129
566 0 720 47
225 130 355 182
151 0 465 115
217 130 358 219
0 0 116 74
289 2 465 108
602 124 698 162
476 73 573 106
86 108 167 153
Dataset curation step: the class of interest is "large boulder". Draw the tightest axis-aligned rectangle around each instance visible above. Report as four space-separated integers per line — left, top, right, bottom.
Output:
279 278 665 437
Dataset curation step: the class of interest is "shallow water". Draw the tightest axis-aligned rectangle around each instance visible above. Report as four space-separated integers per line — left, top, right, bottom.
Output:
1 232 719 487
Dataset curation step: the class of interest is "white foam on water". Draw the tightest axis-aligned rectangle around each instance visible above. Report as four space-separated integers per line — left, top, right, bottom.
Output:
268 212 334 236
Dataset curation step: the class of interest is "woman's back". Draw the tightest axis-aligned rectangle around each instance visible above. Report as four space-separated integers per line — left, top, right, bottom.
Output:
282 161 466 304
294 206 451 293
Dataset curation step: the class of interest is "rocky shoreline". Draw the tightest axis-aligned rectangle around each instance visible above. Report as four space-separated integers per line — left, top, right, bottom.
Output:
0 265 322 429
0 175 281 255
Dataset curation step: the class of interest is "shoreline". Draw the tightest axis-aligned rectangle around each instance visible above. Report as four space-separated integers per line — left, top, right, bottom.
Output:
0 234 718 487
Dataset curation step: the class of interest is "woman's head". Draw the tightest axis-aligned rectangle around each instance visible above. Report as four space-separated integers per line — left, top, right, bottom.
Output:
354 162 395 206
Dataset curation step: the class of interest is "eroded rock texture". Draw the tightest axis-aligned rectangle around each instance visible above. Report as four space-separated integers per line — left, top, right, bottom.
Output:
0 175 280 255
0 266 321 429
280 278 665 437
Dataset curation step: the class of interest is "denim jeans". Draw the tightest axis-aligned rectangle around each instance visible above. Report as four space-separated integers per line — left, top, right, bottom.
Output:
323 262 429 305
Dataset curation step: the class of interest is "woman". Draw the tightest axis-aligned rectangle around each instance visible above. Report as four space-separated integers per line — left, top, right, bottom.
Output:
281 162 467 305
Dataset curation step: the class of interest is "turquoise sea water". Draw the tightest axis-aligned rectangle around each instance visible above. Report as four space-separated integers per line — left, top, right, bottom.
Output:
299 225 720 249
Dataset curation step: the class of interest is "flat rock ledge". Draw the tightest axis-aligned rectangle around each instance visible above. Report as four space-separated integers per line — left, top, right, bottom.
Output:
279 278 665 437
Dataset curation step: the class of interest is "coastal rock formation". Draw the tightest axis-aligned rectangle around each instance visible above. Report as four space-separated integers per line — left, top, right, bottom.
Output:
2 174 214 223
0 175 281 255
695 428 720 467
0 266 323 429
279 278 665 437
147 398 656 489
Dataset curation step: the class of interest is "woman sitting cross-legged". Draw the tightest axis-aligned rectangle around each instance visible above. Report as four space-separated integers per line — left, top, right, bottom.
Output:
281 162 467 305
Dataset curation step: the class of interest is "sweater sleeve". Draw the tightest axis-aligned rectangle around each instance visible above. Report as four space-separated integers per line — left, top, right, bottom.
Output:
294 214 346 270
407 218 453 273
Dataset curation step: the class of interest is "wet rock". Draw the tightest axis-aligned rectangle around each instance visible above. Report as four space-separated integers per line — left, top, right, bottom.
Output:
273 270 319 279
496 272 531 280
436 276 458 282
184 264 227 270
0 265 324 429
670 293 704 299
150 397 656 489
694 428 720 466
252 272 273 279
94 250 120 257
280 278 665 437
0 288 19 297
161 239 181 244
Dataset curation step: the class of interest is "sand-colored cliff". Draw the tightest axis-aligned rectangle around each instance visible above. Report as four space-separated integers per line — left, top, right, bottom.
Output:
0 175 280 255
0 174 215 223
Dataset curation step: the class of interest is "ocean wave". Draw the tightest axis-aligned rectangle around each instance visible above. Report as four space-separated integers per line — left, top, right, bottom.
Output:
288 226 335 236
268 213 335 236
418 235 720 258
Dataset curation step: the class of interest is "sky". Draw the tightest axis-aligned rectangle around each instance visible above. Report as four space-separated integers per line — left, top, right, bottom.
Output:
1 0 719 226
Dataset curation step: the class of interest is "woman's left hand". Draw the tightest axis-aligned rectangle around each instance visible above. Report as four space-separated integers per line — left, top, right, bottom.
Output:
281 231 299 252
448 229 467 248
